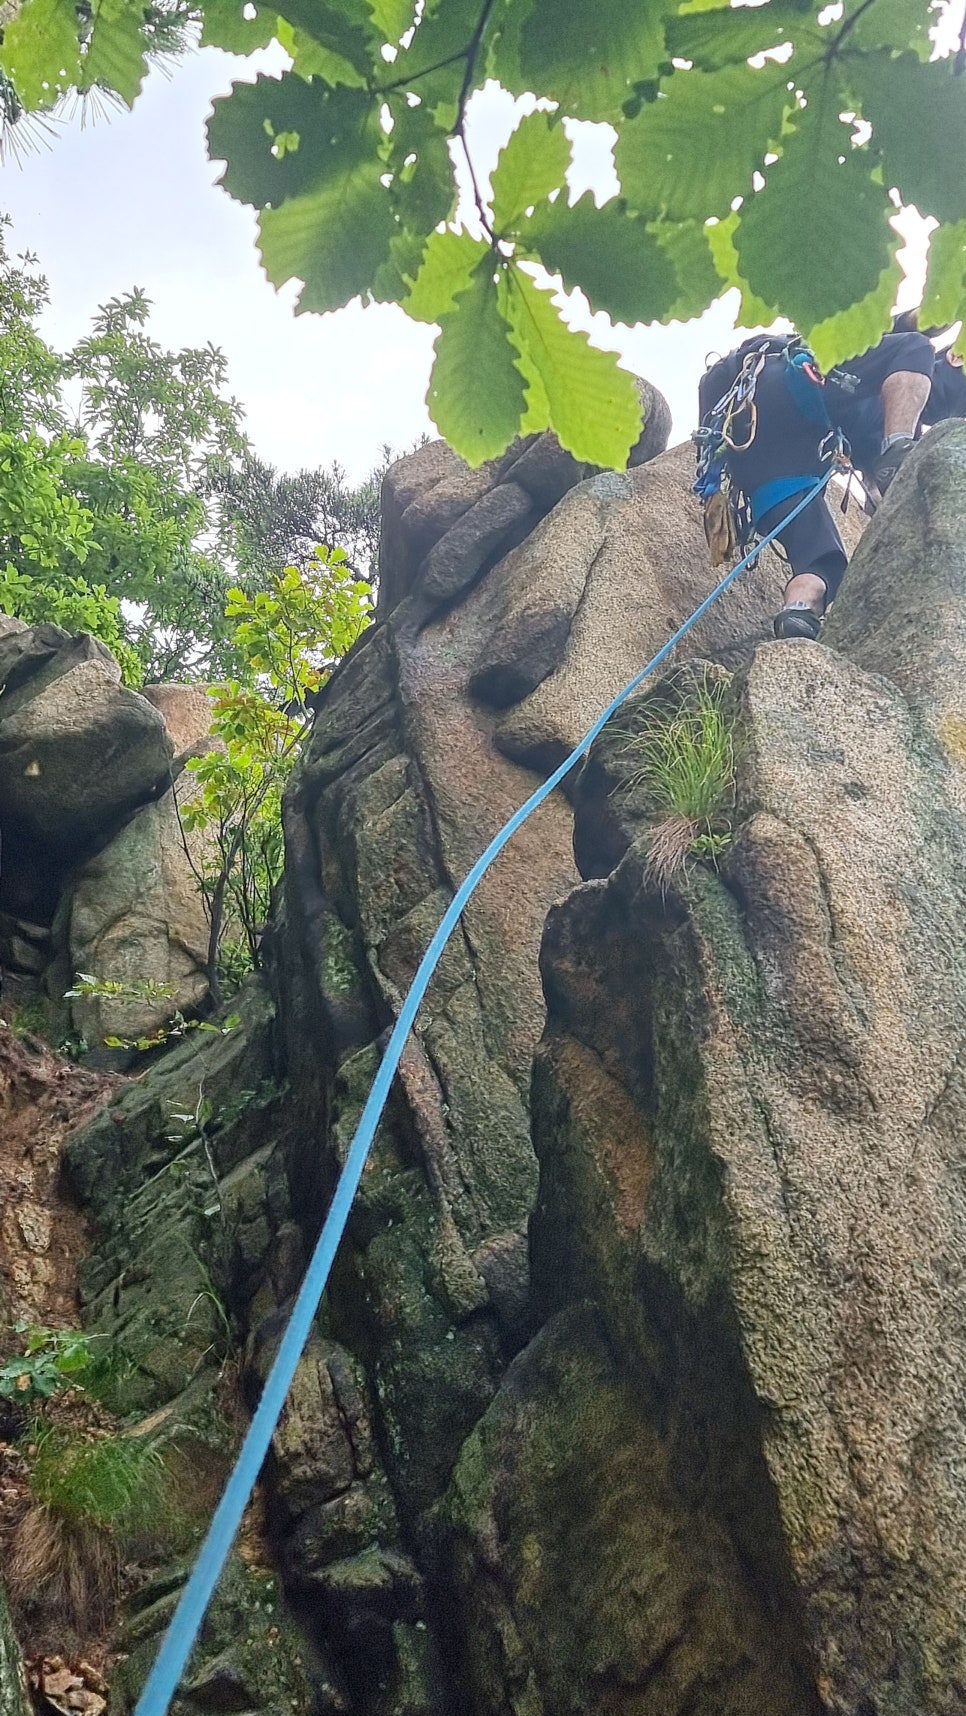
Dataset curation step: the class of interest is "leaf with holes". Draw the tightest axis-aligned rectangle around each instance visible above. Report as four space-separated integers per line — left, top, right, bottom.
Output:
523 193 678 326
0 0 81 108
209 78 371 211
849 50 966 224
491 111 570 232
506 266 642 466
257 113 399 314
665 1 805 70
736 108 893 336
386 97 457 232
427 261 527 463
367 0 415 44
506 0 669 123
616 62 791 220
200 0 278 53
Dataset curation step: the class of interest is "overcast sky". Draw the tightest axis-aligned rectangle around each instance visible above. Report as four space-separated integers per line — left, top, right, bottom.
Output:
0 37 937 483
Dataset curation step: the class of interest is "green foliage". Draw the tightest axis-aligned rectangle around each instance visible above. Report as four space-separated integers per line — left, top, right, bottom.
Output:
0 1324 100 1404
2 0 961 468
28 1421 167 1535
180 548 371 998
618 677 737 885
63 971 241 1050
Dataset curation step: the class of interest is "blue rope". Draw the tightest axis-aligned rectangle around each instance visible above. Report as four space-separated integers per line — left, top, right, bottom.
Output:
134 467 835 1716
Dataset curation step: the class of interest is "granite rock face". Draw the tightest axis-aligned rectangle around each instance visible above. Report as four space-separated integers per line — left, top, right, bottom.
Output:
58 411 966 1716
444 625 966 1714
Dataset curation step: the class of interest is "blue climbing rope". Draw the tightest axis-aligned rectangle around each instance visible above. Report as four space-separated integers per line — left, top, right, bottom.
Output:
134 466 836 1716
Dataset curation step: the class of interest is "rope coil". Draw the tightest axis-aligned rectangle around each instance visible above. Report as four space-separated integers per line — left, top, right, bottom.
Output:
133 465 837 1716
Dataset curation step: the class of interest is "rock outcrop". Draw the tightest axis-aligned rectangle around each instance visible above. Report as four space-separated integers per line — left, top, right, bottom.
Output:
59 408 966 1716
0 625 216 1039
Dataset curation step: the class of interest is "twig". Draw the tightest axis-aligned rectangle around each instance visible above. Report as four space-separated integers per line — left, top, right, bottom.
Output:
455 0 499 238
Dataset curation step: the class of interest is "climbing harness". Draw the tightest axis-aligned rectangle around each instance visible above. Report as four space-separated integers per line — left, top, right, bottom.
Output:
132 466 838 1716
693 337 852 561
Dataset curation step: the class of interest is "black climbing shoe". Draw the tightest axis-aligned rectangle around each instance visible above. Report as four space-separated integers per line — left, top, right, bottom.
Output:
872 434 916 494
773 605 822 641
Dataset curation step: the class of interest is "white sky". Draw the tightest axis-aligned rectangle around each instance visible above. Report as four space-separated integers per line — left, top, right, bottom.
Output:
0 37 940 482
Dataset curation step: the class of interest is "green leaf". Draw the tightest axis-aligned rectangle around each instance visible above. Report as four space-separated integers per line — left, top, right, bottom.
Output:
491 111 570 232
806 240 902 371
509 0 668 122
385 97 457 232
665 2 802 70
200 0 278 53
522 193 678 326
390 0 481 123
367 0 415 43
705 212 779 328
736 108 892 329
652 219 722 321
616 62 791 220
849 52 966 223
921 220 966 331
258 157 398 314
79 0 148 105
506 265 642 467
209 79 372 211
427 260 526 464
403 227 489 323
0 0 81 109
843 0 932 60
273 0 371 84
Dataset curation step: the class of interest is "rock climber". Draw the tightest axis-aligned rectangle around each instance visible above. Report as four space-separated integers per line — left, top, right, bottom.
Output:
694 316 966 639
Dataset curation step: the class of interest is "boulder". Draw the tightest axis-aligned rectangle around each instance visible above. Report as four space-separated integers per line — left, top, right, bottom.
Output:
0 626 172 916
481 443 866 773
140 682 214 758
377 379 674 621
478 639 966 1715
827 419 966 812
56 766 211 1045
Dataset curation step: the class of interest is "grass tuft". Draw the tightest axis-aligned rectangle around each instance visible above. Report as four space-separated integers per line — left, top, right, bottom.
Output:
7 1425 169 1637
618 675 737 890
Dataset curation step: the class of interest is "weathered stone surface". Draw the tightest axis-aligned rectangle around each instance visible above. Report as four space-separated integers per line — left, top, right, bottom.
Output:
0 1578 32 1716
442 1306 819 1716
516 641 966 1716
0 610 27 640
378 441 496 614
140 683 214 758
57 766 211 1043
109 1559 318 1716
0 629 172 883
378 379 673 622
490 443 865 771
827 419 966 812
419 480 535 611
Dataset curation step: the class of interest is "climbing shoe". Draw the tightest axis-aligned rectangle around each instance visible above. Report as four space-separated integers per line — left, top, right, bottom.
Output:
872 434 916 494
773 604 822 641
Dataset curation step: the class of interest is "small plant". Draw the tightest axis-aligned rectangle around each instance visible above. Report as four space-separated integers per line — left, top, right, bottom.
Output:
9 995 51 1041
0 1324 100 1404
63 972 240 1051
618 675 737 891
7 1425 168 1635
